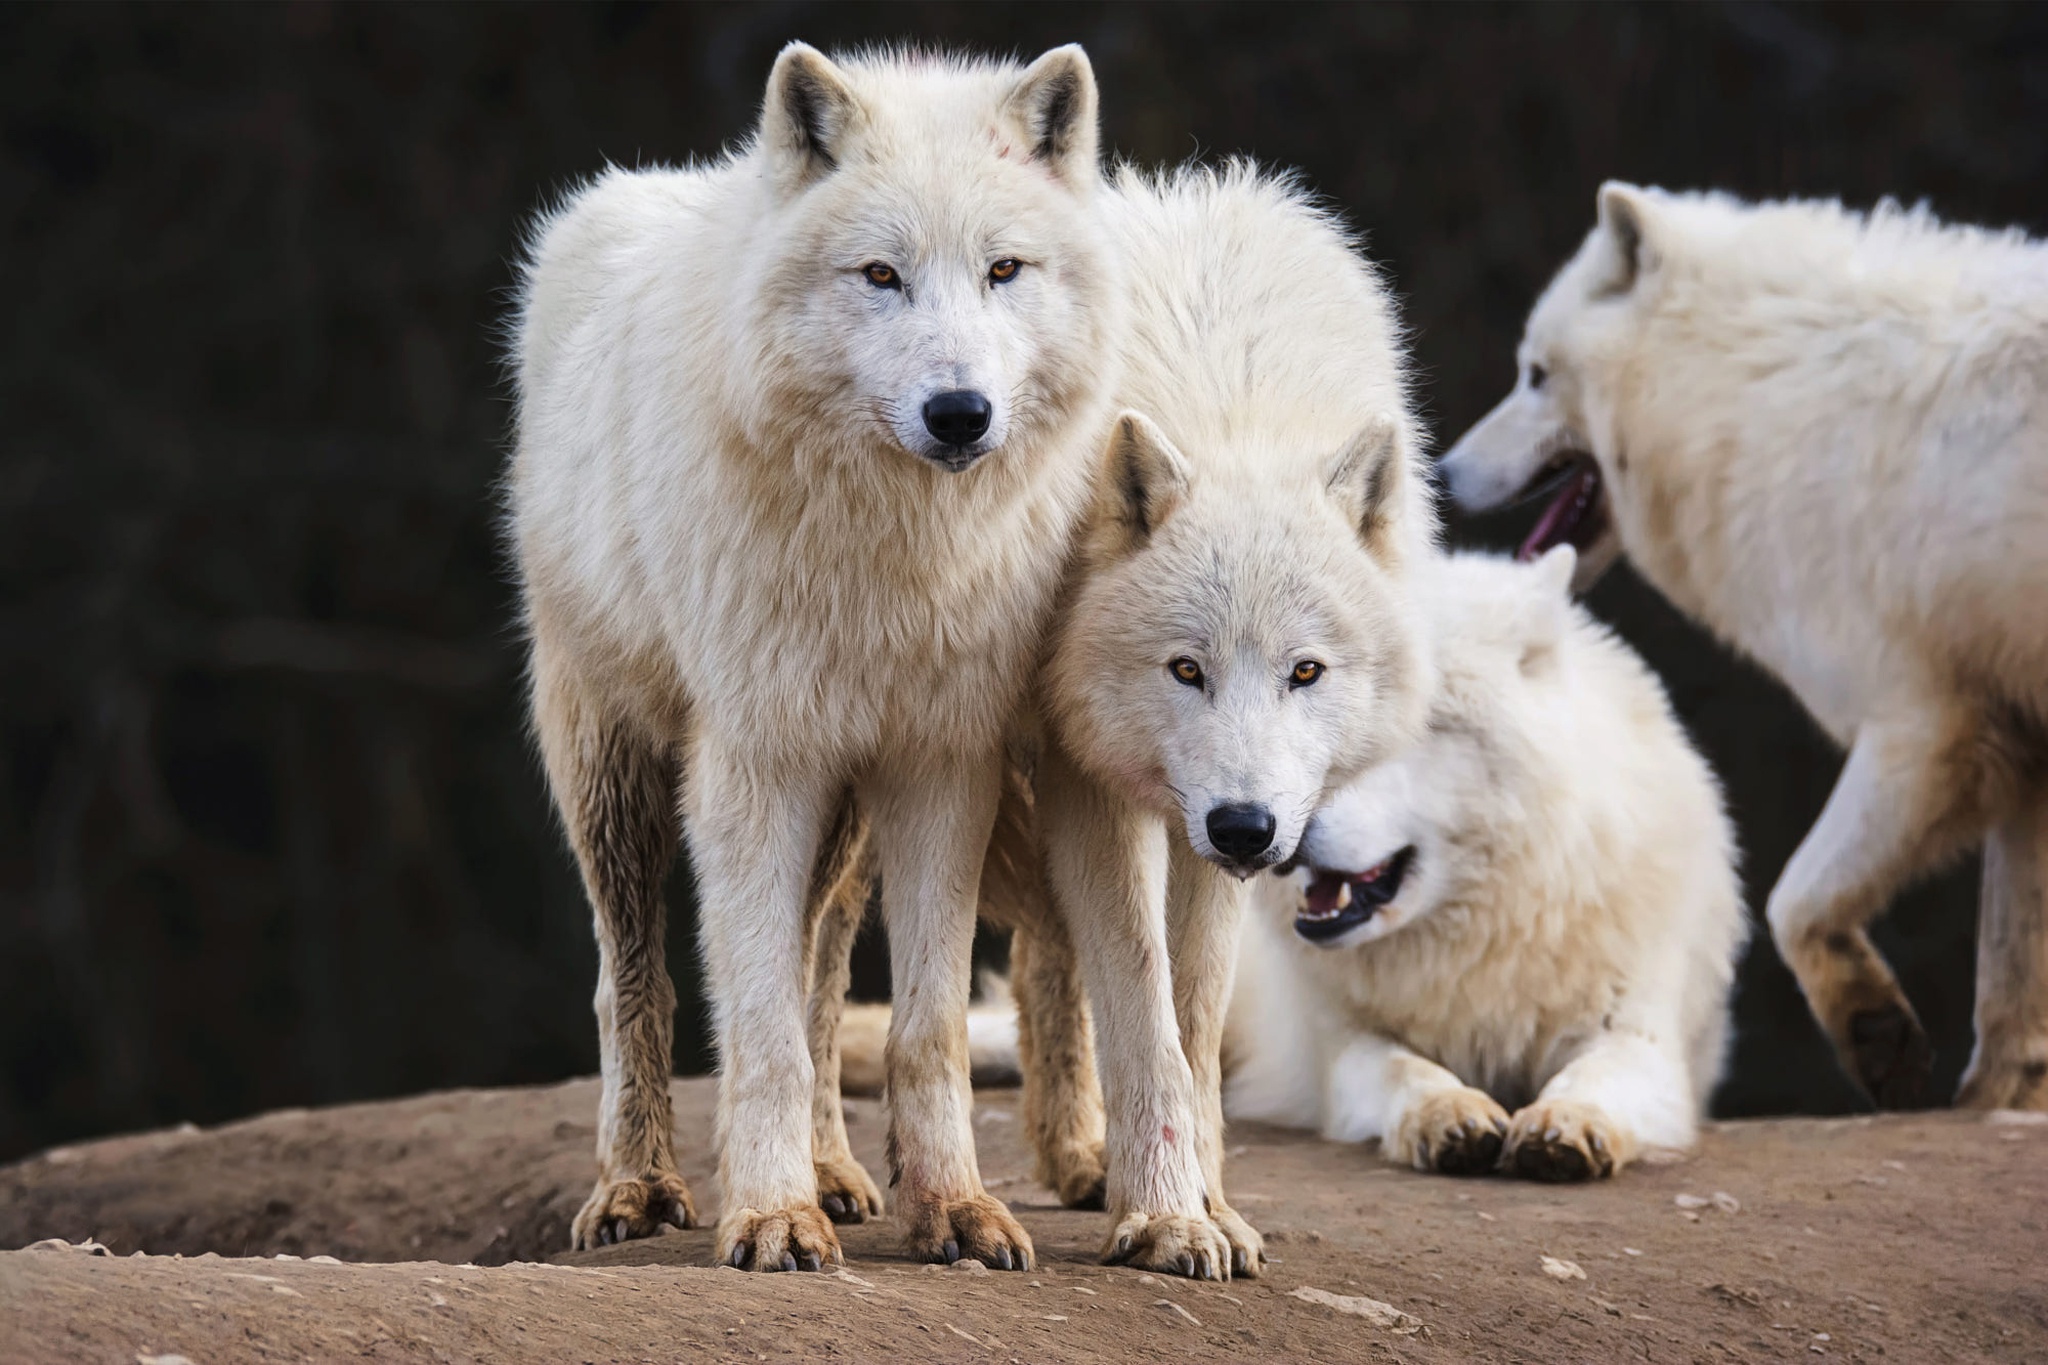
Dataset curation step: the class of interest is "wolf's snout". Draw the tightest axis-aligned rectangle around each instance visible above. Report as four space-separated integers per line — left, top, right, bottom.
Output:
1206 802 1276 863
922 390 993 448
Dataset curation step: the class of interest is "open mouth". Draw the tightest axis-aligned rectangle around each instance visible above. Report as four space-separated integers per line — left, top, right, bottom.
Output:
1512 452 1609 563
1294 845 1416 944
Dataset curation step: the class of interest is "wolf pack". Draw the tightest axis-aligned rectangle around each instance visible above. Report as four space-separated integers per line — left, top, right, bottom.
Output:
507 44 2048 1279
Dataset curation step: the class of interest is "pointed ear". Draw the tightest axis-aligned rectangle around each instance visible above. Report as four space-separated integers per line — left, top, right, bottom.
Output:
1324 414 1410 560
1100 410 1191 550
761 43 861 190
1004 45 1100 186
1594 181 1656 295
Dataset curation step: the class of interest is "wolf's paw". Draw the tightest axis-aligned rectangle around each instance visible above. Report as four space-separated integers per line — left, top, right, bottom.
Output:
1102 1210 1234 1281
570 1171 697 1249
1040 1141 1108 1210
1955 1051 2048 1112
904 1191 1035 1271
1504 1099 1623 1182
1391 1087 1510 1175
815 1154 884 1224
1210 1202 1267 1280
716 1204 842 1272
1846 1004 1934 1110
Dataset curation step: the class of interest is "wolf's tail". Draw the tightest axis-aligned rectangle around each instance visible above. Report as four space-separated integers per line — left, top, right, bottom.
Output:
838 973 1022 1097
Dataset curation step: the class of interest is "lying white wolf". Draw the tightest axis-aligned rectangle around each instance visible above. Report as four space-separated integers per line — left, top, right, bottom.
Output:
1224 548 1748 1177
511 43 1123 1271
1440 184 2048 1111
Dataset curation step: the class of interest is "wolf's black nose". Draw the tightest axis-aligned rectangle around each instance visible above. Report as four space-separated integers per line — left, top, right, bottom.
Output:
1206 803 1276 862
923 390 992 447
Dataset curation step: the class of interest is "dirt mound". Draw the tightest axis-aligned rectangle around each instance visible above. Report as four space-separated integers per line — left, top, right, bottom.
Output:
4 1080 2045 1362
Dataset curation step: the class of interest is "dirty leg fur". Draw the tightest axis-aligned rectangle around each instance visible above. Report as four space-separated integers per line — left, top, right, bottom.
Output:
867 753 1034 1271
1958 779 2048 1111
806 807 886 1223
1768 713 1989 1109
530 641 697 1250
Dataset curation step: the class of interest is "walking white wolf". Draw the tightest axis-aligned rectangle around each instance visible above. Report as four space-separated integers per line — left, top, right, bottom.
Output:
509 42 1126 1270
1440 184 2048 1110
1226 547 1748 1177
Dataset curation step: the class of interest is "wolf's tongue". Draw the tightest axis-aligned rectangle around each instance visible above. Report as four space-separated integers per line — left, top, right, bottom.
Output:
1518 464 1601 562
1302 873 1347 919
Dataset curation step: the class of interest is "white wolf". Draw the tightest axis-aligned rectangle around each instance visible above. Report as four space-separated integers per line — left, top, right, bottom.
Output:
1225 547 1748 1176
1439 185 2048 1112
1032 163 1436 1278
510 43 1125 1271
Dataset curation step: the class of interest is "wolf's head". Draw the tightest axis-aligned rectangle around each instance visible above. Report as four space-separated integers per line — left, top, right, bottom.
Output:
1049 412 1432 878
1436 183 1676 593
1288 547 1579 947
747 44 1119 474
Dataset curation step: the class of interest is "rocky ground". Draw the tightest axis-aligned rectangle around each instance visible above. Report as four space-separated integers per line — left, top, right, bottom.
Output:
3 1078 2045 1363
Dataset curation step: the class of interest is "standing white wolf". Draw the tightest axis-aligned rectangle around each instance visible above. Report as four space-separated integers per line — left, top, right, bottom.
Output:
1034 164 1436 1278
1440 185 2048 1111
1226 548 1748 1177
509 43 1125 1271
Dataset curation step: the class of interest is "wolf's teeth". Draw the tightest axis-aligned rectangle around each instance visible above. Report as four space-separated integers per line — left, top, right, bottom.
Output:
1334 882 1352 910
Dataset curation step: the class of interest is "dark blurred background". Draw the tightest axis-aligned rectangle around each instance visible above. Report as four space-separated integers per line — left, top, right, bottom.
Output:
5 1 2044 1163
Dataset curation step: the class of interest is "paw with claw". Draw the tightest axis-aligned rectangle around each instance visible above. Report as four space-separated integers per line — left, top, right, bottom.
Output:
903 1191 1035 1271
570 1171 697 1249
1390 1086 1511 1175
1102 1209 1235 1281
1210 1201 1267 1279
1503 1097 1628 1181
716 1204 843 1272
814 1155 884 1224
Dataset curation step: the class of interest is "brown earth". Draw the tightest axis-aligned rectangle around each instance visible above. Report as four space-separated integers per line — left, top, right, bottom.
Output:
2 1079 2045 1364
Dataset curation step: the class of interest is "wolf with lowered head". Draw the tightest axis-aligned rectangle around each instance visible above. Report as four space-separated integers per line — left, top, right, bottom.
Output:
509 43 1124 1271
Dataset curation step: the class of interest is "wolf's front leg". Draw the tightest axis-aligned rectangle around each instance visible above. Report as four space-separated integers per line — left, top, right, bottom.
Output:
1324 1032 1509 1175
1504 1029 1694 1181
529 638 697 1250
864 752 1033 1270
1040 747 1229 1280
1958 779 2048 1111
689 742 842 1271
1164 838 1262 1277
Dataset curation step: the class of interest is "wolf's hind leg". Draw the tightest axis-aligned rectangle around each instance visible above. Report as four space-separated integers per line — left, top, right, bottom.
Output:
1958 777 2048 1111
531 641 695 1250
806 805 885 1222
979 771 1108 1209
1768 710 1990 1109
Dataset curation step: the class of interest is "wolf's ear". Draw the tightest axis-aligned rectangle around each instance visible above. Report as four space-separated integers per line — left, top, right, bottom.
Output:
1519 546 1578 674
1531 543 1578 599
1594 182 1656 295
1004 46 1100 186
762 43 861 190
1324 414 1410 561
1101 411 1191 550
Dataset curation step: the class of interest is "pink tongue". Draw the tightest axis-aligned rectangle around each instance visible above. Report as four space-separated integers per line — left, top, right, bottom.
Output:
1303 873 1347 917
1518 465 1599 561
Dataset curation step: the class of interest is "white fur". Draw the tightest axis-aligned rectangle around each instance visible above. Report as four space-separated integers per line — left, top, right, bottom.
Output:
511 43 1126 1265
1225 549 1748 1172
1440 185 2048 1110
1036 164 1435 1276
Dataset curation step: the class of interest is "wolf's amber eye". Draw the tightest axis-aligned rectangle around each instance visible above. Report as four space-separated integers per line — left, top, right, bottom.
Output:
988 258 1021 284
863 262 901 289
1290 660 1325 688
1170 657 1204 687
